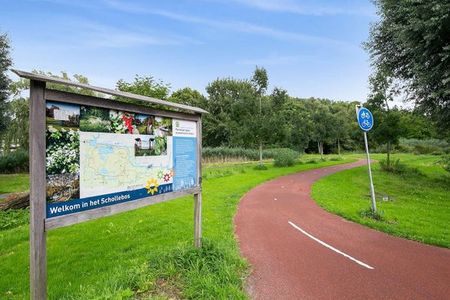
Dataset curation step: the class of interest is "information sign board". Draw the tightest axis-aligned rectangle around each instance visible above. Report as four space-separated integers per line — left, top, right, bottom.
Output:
13 69 206 300
45 101 198 218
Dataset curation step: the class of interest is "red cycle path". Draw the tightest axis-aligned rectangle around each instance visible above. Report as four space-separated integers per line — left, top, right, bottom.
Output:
235 160 450 300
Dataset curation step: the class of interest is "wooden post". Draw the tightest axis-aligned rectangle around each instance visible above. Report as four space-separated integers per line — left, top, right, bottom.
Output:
194 116 202 248
29 80 47 300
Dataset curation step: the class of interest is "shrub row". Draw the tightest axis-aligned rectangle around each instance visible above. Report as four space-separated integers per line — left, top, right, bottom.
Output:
202 147 299 161
0 150 29 174
398 138 449 155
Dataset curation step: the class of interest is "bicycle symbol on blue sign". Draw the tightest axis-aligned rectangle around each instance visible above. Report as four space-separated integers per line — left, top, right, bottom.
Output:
357 107 374 131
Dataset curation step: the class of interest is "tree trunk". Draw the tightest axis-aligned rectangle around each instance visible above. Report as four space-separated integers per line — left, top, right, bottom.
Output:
0 192 30 210
337 138 341 157
320 142 324 160
387 141 391 168
259 142 263 165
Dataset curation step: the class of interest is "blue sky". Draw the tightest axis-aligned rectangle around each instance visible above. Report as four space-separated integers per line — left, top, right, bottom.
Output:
1 0 377 102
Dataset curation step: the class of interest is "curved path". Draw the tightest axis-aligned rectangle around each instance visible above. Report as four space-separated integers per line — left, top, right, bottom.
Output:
235 160 450 300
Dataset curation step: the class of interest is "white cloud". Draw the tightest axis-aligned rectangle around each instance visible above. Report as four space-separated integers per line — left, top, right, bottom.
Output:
78 23 181 48
44 17 199 48
216 0 376 17
102 0 355 48
30 0 360 48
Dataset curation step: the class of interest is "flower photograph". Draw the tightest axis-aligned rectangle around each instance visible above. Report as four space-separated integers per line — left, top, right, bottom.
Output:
46 126 80 203
109 110 138 134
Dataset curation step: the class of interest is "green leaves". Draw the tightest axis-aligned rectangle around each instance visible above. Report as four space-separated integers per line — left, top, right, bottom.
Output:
366 0 450 132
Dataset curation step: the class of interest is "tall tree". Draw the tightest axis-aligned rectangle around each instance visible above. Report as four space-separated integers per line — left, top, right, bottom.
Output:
251 66 268 165
331 102 352 156
204 77 258 147
0 33 12 135
168 87 206 108
365 0 450 132
307 99 337 159
116 75 171 100
366 66 405 167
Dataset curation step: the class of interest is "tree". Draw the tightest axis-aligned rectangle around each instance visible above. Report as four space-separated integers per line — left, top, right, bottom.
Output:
9 71 98 97
0 33 12 135
204 77 258 147
331 102 352 156
2 71 95 151
251 66 268 165
366 65 405 168
365 0 450 132
116 75 171 100
168 87 206 108
1 98 28 151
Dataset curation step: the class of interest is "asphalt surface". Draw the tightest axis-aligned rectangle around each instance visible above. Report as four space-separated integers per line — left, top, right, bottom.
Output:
235 160 450 300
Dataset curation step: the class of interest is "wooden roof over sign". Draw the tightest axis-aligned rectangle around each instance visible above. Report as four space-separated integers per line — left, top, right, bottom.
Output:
12 69 208 115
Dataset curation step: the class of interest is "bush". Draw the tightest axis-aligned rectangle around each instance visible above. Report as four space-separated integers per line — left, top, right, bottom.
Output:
438 155 450 173
273 149 298 167
254 163 268 170
360 208 384 221
399 138 449 154
379 158 421 175
0 149 29 173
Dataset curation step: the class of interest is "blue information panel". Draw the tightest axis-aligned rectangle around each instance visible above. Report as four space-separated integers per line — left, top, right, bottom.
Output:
357 107 374 131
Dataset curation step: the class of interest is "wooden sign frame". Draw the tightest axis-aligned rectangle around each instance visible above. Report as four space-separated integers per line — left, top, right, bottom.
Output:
14 70 206 300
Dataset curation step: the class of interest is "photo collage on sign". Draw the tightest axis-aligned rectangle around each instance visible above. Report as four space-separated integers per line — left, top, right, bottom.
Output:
79 106 172 156
46 100 173 204
46 101 81 203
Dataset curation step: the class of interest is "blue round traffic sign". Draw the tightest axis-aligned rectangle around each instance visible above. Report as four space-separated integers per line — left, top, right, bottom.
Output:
357 107 374 131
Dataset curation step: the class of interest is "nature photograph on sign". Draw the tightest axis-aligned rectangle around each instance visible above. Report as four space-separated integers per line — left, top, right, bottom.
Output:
45 100 197 218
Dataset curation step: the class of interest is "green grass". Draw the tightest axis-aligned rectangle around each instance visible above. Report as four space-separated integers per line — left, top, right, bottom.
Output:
0 174 29 195
312 154 450 248
0 155 355 299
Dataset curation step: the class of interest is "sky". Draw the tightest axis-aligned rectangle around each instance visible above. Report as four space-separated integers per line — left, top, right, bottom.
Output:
0 0 378 102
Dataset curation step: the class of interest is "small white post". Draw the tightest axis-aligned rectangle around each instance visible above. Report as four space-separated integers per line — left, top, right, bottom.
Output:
194 193 202 248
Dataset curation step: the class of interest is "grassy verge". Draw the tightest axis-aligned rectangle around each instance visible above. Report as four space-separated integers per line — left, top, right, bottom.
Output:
312 154 450 248
0 174 29 195
0 155 355 299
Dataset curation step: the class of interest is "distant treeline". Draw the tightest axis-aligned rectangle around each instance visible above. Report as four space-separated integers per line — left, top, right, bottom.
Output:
0 68 447 160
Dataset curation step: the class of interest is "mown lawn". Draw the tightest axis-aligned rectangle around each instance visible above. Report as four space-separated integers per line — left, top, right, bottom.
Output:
312 154 450 248
0 155 354 299
0 174 29 195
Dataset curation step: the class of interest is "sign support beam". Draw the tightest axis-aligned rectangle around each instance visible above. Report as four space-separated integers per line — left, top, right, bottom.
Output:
29 80 47 300
363 131 377 213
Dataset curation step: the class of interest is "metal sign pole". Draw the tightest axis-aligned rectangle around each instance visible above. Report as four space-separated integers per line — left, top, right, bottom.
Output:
356 104 377 214
363 131 377 213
